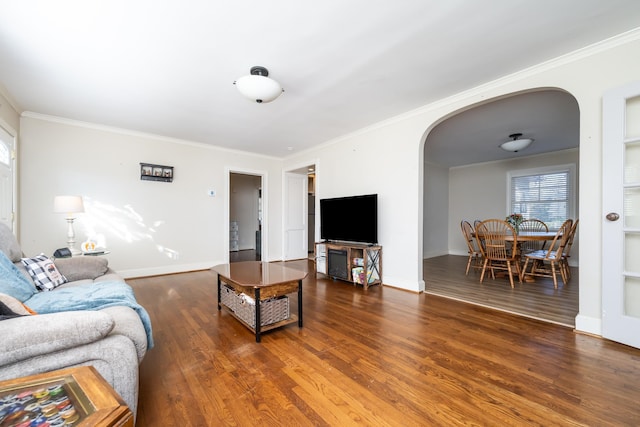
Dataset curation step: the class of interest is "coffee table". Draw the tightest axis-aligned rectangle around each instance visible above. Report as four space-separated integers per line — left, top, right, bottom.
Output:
213 261 307 342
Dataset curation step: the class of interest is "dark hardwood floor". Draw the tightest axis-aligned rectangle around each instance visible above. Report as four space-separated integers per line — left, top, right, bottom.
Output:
129 260 639 426
424 255 578 327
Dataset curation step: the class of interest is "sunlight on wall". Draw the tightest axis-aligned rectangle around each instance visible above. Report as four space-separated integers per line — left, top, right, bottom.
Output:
80 197 179 259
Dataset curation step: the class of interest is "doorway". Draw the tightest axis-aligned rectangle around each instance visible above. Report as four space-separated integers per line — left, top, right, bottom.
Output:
283 163 317 261
422 89 580 326
229 172 262 262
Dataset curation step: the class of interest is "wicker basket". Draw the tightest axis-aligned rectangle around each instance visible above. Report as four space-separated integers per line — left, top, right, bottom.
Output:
221 285 290 328
220 284 238 312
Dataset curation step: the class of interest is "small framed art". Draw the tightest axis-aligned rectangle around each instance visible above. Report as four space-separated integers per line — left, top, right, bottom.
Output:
141 163 173 182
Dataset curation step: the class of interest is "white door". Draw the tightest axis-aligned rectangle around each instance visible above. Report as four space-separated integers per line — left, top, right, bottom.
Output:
0 126 14 231
284 172 308 260
602 80 640 349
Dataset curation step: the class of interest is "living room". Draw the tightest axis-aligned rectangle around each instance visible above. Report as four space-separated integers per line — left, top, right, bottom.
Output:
1 2 640 424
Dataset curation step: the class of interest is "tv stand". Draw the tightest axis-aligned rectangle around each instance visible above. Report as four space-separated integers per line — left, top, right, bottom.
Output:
315 242 382 289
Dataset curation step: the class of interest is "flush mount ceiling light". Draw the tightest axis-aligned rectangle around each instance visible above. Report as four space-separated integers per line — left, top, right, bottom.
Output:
500 133 533 152
234 66 283 103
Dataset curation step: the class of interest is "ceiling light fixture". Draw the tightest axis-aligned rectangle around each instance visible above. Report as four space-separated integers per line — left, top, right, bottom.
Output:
500 133 533 152
234 66 283 103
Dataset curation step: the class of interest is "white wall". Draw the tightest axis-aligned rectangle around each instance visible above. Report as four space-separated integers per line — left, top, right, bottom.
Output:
447 149 579 262
18 114 283 277
423 162 449 258
286 31 640 337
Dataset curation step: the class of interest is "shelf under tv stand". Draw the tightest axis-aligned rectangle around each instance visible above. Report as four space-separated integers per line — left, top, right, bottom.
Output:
315 241 382 289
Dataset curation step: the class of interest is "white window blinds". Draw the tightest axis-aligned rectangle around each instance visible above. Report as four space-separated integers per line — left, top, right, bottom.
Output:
510 168 573 230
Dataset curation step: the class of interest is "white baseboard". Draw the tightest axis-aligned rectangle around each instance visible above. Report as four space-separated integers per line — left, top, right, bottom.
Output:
575 314 602 336
423 250 451 259
120 261 221 279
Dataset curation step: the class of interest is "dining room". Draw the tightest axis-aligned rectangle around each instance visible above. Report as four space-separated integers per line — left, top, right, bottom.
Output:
422 89 580 327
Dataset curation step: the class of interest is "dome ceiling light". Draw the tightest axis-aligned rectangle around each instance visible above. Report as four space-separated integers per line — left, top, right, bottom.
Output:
234 66 283 103
500 133 533 152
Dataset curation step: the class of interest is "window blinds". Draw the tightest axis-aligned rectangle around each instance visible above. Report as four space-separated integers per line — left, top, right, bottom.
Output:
511 171 569 229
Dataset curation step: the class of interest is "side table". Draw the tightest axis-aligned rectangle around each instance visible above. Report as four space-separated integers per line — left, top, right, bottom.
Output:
0 366 133 427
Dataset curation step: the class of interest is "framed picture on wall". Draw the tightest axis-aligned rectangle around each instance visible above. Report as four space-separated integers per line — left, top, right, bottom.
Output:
140 163 173 182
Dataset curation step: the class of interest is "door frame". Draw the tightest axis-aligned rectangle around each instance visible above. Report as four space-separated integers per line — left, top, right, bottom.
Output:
283 160 319 261
0 120 18 233
226 167 267 262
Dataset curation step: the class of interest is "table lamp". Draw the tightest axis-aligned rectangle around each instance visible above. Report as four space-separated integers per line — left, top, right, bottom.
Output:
53 195 85 256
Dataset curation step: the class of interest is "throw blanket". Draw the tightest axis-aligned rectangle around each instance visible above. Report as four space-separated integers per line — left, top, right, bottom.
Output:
0 251 37 301
26 281 154 349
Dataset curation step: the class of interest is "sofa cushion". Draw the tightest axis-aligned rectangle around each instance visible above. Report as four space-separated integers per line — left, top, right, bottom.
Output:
22 254 68 291
0 310 115 366
0 252 37 301
54 256 109 282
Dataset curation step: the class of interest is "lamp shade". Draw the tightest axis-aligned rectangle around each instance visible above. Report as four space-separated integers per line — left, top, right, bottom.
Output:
500 133 533 152
235 66 283 103
53 195 85 216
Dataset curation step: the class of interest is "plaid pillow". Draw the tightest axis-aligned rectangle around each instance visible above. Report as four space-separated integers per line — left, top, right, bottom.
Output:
21 254 68 291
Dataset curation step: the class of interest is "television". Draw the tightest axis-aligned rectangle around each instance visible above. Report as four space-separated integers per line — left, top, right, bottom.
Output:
320 194 378 244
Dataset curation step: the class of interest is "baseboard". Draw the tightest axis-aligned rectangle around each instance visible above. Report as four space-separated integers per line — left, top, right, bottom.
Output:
575 314 602 336
120 261 221 279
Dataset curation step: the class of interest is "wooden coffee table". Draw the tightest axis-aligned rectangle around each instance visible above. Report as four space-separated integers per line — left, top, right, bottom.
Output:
213 261 307 342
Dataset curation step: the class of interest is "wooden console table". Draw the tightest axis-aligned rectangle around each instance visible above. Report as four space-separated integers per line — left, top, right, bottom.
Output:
0 366 133 426
315 242 382 289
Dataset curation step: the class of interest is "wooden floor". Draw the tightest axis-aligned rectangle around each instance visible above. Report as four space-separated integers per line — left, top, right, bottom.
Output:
129 260 640 426
424 255 579 327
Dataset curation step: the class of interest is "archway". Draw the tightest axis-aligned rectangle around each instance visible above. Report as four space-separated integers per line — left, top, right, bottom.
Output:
421 89 580 326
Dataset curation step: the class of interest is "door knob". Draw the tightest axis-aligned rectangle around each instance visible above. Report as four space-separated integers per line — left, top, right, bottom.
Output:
606 212 620 221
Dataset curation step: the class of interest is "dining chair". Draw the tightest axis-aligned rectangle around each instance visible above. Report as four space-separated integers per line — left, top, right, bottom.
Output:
520 219 573 289
460 220 482 275
476 219 521 288
519 219 549 255
560 219 579 281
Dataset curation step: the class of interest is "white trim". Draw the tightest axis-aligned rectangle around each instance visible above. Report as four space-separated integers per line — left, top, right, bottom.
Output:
226 166 269 262
575 314 602 336
21 111 280 161
292 29 640 159
0 120 18 232
119 261 220 279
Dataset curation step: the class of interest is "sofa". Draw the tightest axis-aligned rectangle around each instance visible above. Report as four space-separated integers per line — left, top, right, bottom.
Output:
0 223 152 418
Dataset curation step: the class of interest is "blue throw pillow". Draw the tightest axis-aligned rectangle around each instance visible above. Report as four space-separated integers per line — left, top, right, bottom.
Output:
0 251 37 302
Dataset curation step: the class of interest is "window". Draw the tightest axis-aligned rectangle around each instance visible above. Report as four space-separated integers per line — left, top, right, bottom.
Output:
0 141 8 166
508 165 576 230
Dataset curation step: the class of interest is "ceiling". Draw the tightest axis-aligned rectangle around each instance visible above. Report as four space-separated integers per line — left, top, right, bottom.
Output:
425 90 580 167
0 1 639 159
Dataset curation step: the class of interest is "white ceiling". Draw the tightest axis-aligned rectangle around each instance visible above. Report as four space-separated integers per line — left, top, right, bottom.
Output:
0 1 639 159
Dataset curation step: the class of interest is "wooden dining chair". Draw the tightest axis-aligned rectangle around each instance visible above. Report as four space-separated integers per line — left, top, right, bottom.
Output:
520 219 573 289
560 219 579 281
476 219 521 288
519 218 549 255
460 220 482 275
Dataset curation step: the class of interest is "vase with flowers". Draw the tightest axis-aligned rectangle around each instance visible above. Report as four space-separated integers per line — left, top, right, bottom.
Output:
506 213 524 234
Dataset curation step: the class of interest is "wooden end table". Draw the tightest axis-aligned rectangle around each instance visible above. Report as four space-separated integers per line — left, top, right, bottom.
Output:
0 366 133 426
213 261 307 342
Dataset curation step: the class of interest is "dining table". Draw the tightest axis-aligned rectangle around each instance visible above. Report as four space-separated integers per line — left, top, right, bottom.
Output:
504 230 559 242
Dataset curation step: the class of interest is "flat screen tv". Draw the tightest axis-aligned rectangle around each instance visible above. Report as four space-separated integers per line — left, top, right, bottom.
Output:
320 194 377 244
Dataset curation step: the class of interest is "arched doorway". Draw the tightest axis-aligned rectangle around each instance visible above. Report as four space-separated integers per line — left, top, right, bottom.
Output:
422 89 580 327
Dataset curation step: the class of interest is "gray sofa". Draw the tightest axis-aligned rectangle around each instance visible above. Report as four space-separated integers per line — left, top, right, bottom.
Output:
0 224 149 418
